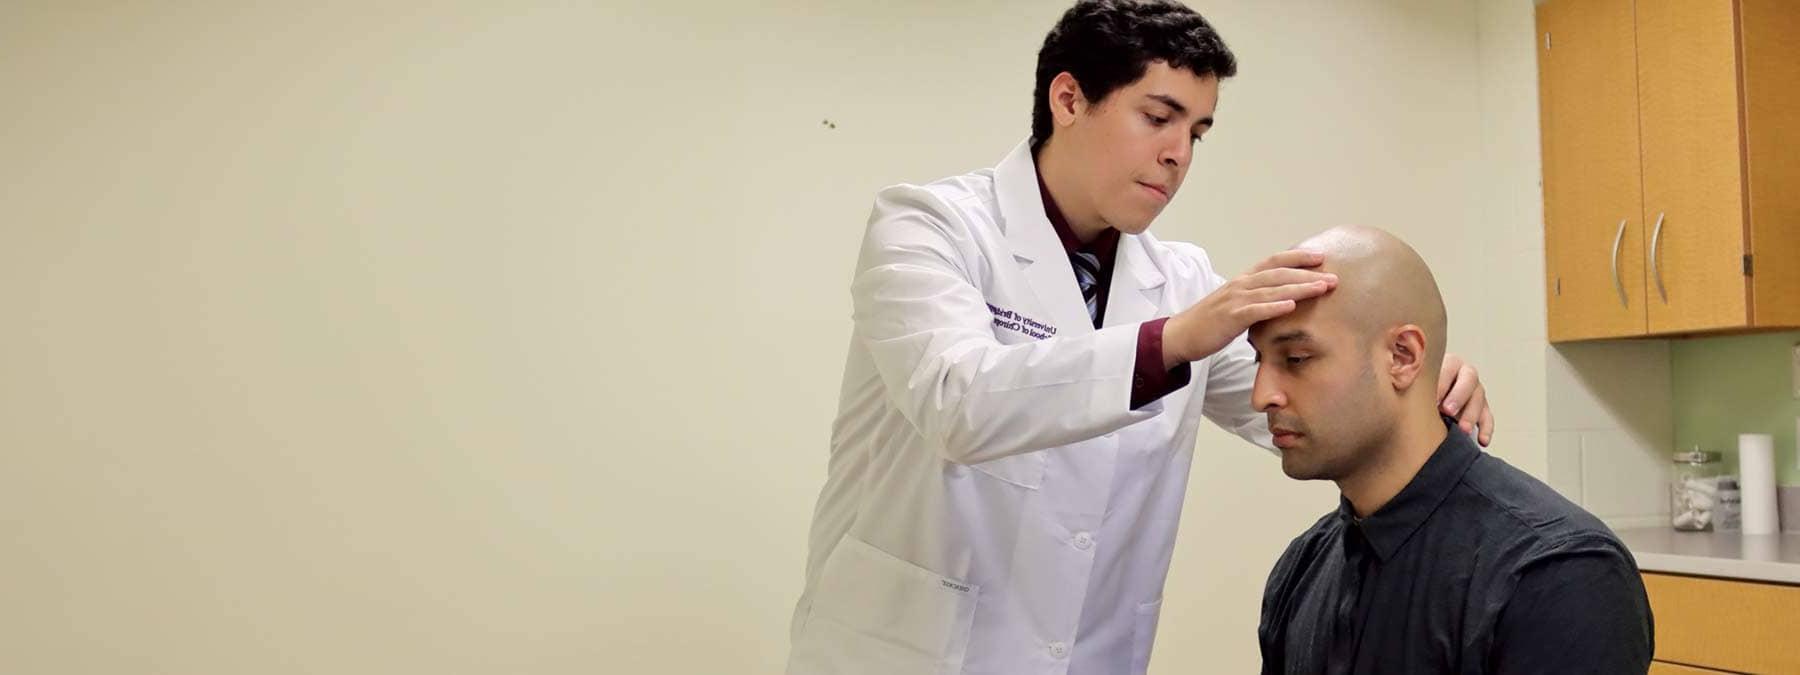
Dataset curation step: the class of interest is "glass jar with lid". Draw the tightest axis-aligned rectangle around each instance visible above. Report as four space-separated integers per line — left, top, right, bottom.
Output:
1670 447 1722 531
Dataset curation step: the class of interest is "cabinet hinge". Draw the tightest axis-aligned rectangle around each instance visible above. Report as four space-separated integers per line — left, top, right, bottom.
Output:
1544 32 1552 50
1744 254 1754 276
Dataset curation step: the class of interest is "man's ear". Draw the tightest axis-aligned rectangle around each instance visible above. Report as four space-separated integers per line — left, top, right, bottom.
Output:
1387 324 1428 392
1048 71 1089 129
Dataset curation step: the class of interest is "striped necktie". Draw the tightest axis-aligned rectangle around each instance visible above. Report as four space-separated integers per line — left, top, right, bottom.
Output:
1071 250 1101 326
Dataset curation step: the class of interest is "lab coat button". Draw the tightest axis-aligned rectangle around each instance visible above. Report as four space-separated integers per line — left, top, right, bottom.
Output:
1048 641 1068 659
1072 532 1094 551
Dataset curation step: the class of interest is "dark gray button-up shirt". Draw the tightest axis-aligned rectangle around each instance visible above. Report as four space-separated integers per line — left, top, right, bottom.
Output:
1258 418 1654 674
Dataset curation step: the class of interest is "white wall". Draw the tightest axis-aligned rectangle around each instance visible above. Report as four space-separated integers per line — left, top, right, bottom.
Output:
0 2 1551 673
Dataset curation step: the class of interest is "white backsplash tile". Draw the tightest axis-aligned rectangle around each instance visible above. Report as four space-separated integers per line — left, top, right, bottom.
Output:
1547 340 1673 434
1579 429 1670 522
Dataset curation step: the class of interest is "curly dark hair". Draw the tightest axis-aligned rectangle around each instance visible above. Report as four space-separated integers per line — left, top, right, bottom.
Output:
1030 0 1238 151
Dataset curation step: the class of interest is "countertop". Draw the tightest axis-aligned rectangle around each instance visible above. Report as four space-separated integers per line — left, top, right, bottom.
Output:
1617 527 1800 584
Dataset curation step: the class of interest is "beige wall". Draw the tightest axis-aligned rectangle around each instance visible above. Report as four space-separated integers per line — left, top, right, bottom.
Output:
0 2 1549 673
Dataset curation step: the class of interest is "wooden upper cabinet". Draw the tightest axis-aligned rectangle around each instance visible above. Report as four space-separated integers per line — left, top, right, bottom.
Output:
1740 0 1800 328
1538 0 1646 342
1636 0 1747 334
1536 0 1800 342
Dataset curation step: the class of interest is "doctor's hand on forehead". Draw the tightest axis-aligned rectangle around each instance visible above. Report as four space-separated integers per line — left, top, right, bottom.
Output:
1160 249 1335 370
1159 248 1497 447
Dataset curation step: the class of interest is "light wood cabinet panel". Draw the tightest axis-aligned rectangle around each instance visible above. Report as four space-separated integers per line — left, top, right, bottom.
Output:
1537 0 1647 341
1648 661 1732 674
1642 572 1800 674
1741 0 1800 327
1636 0 1749 334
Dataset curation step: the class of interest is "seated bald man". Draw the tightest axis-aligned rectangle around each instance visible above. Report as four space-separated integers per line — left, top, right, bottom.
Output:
1251 226 1652 674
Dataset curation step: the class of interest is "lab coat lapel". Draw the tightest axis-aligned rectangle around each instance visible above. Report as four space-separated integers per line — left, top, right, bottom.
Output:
1102 233 1166 328
995 141 1093 337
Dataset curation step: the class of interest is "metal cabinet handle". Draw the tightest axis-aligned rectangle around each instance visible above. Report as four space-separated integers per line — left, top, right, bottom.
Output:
1611 218 1628 308
1650 211 1667 303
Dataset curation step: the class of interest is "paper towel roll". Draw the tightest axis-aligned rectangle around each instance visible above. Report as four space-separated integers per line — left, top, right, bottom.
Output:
1739 433 1779 535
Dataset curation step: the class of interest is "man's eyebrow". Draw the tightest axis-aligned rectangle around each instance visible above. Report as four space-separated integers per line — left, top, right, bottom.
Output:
1248 328 1309 352
1270 330 1313 345
1146 93 1214 128
1146 93 1188 116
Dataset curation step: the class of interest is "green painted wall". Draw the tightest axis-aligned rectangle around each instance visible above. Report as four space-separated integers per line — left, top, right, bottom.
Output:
1671 331 1800 485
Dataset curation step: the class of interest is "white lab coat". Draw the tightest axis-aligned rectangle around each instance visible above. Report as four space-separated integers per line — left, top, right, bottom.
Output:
787 140 1273 675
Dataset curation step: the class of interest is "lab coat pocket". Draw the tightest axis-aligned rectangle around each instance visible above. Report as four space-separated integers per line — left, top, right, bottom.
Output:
788 536 978 675
969 451 1046 490
1129 598 1163 675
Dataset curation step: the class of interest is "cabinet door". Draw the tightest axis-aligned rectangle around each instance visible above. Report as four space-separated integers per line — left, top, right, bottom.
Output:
1538 0 1647 341
1740 0 1800 328
1637 0 1749 333
1643 572 1800 674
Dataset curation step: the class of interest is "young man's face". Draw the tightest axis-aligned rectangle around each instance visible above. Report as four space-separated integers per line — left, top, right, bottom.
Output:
1065 61 1219 234
1247 301 1396 482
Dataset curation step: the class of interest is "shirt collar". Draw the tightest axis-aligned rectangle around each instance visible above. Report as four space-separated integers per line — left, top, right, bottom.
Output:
1338 416 1483 561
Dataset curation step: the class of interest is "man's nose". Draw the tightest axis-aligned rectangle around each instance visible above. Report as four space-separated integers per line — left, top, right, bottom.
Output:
1252 366 1286 412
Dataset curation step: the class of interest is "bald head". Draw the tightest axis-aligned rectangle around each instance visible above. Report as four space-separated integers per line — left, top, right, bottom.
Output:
1292 225 1448 380
1247 226 1452 487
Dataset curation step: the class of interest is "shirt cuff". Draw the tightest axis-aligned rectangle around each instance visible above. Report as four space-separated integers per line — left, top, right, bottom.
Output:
1131 317 1191 410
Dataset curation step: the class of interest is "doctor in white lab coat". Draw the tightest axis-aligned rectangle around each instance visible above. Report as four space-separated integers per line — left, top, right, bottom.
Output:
787 3 1494 674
